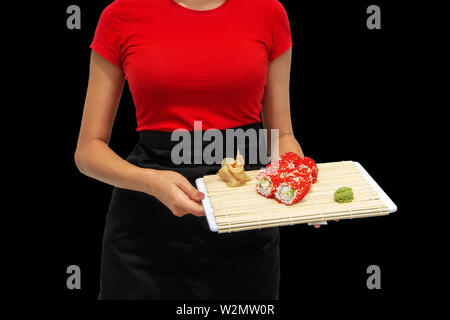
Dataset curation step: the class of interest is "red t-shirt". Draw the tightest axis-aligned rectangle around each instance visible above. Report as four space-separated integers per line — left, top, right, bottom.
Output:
90 0 293 132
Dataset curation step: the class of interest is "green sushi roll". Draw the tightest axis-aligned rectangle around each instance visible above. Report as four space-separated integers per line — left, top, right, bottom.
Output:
334 187 354 203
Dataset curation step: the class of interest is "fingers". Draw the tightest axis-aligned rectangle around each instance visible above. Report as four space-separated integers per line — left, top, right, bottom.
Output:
182 199 205 217
171 186 205 217
314 220 339 228
172 197 205 217
176 178 205 202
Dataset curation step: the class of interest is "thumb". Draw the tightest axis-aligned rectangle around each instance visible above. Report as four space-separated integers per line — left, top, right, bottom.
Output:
177 179 205 201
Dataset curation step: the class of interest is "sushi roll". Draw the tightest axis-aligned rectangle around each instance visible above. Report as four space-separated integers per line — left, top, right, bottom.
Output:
275 160 313 186
256 164 281 198
256 152 312 197
277 152 303 170
275 152 316 182
256 152 318 201
301 156 318 183
274 175 312 205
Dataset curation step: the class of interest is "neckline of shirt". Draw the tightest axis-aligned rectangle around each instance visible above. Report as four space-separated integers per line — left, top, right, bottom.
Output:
168 0 231 15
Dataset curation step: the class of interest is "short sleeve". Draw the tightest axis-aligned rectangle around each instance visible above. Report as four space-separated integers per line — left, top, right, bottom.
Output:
268 1 293 63
90 4 122 68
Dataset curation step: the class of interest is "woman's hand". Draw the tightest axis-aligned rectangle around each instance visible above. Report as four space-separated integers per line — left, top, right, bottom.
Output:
147 170 205 218
313 220 340 229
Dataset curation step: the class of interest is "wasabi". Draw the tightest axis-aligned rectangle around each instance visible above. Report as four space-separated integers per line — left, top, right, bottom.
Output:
334 187 354 203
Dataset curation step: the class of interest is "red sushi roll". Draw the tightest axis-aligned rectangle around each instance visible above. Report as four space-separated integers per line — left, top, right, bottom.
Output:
255 162 282 198
301 157 318 183
277 152 303 171
274 174 312 205
256 171 282 198
256 152 317 200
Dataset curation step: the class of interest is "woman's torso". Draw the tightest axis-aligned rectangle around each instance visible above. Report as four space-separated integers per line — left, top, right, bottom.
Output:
90 0 290 132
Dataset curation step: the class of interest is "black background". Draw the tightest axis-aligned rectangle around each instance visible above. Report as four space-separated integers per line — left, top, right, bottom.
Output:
20 0 436 313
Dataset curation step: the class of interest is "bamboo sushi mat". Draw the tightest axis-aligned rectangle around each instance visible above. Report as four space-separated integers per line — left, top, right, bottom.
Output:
203 161 389 233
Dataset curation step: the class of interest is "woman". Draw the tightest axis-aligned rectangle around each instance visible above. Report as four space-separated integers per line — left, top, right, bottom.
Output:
75 0 320 299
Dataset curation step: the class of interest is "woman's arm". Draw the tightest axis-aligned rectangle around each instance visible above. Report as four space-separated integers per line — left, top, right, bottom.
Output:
75 51 204 217
261 47 303 159
262 48 326 228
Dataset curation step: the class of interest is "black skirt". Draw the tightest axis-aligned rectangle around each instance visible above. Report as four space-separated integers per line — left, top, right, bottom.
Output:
99 123 280 299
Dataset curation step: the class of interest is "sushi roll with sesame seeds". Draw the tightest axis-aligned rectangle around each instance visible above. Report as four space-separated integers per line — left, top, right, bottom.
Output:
301 157 318 183
276 152 316 181
255 164 282 198
276 152 303 170
274 175 312 205
256 152 318 201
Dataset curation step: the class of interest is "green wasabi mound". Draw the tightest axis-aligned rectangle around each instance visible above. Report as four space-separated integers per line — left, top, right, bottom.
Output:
334 187 354 203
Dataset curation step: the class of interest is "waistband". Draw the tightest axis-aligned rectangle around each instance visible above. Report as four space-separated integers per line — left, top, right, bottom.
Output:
138 122 268 167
